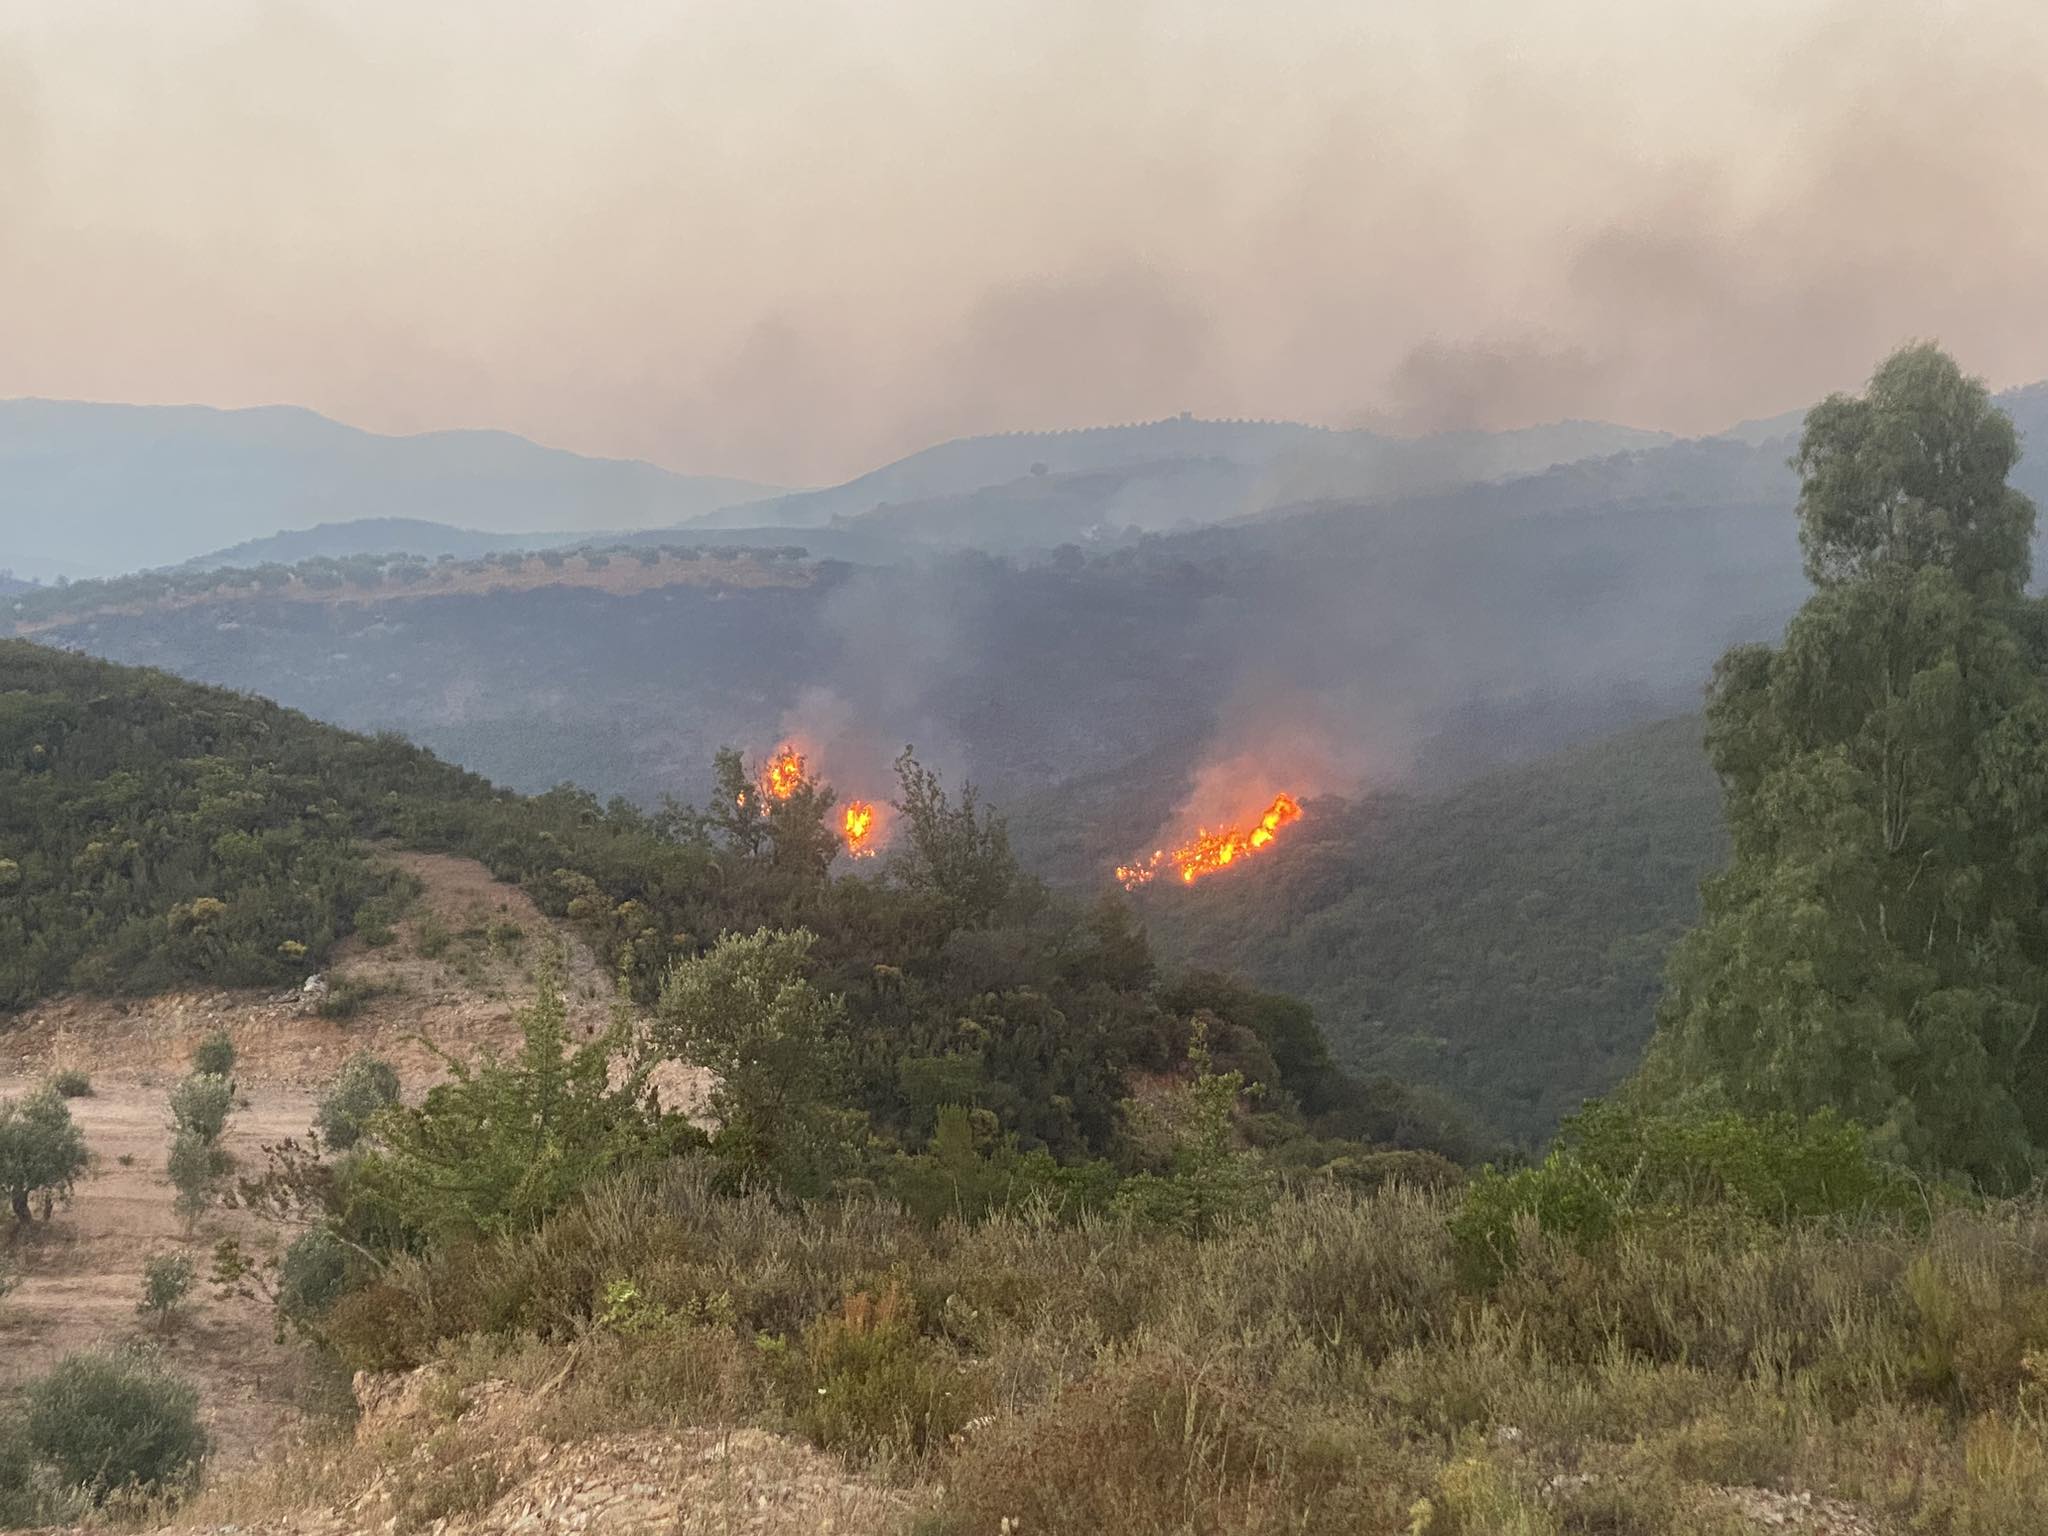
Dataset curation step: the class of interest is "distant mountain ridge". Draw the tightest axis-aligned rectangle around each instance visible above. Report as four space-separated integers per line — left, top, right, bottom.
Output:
688 415 1677 532
0 399 784 577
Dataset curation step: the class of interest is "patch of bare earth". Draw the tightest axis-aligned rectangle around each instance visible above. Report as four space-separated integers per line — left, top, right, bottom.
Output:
116 1365 920 1536
0 850 707 1474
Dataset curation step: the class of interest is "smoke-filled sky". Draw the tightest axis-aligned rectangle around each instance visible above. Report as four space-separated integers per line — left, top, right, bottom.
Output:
4 0 2046 484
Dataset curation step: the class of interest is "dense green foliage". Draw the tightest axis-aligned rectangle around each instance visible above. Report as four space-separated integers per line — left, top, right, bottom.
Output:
1450 1101 1913 1286
314 1052 401 1152
0 1089 87 1223
1650 346 2048 1188
0 641 454 1006
188 1030 236 1078
648 929 849 1191
2 643 1465 1174
168 1074 234 1146
137 1254 196 1332
22 1349 208 1500
351 959 683 1244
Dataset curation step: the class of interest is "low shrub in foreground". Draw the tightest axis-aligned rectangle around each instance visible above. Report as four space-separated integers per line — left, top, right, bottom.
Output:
1449 1102 1917 1286
23 1348 208 1501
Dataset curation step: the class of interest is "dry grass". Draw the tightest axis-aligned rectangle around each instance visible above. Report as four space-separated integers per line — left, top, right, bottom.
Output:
281 1165 2048 1535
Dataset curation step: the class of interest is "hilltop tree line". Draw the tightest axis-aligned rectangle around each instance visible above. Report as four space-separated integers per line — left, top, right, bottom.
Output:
2 541 811 630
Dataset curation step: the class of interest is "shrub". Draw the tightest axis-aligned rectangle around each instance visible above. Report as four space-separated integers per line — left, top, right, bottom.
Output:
1110 1024 1271 1237
316 976 387 1020
0 1414 82 1531
167 1128 229 1227
316 1052 401 1152
24 1348 208 1499
413 910 452 959
169 1073 234 1145
189 1029 236 1078
781 1280 978 1459
48 1069 92 1099
137 1253 196 1332
0 1088 88 1222
351 960 672 1242
276 1229 353 1329
1449 1101 1912 1286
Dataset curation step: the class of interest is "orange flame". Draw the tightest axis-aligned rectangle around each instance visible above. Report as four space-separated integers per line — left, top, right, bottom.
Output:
761 745 806 801
1116 792 1302 889
842 799 882 858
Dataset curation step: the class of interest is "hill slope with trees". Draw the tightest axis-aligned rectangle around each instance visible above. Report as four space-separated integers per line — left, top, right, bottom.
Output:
1137 716 1728 1143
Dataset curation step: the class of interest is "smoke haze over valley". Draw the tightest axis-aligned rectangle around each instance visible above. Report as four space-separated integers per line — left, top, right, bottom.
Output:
9 1 2048 485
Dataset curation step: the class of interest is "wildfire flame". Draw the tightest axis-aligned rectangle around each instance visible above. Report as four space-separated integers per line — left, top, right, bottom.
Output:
842 800 881 858
1116 791 1303 889
761 745 806 801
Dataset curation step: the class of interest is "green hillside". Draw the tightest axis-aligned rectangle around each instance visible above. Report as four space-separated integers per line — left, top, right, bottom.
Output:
0 639 1479 1165
1140 716 1728 1143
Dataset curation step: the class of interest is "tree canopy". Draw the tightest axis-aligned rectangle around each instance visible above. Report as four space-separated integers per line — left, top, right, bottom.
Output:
1648 345 2048 1187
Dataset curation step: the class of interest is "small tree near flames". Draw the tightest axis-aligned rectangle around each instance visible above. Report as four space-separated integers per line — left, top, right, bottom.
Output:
650 927 852 1193
1112 1017 1271 1237
888 748 1017 931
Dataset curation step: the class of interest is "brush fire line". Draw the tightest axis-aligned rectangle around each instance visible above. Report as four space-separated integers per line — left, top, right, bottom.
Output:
1116 791 1302 889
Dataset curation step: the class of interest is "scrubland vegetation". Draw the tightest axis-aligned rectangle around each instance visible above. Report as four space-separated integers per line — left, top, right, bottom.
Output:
5 346 2048 1530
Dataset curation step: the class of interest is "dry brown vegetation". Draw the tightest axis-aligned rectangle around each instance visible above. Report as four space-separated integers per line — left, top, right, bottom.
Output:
55 1168 2046 1535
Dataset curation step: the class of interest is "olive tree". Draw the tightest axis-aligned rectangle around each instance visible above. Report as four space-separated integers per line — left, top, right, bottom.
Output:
0 1088 88 1222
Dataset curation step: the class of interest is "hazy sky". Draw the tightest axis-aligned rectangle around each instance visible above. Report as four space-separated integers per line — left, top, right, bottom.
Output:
4 0 2046 484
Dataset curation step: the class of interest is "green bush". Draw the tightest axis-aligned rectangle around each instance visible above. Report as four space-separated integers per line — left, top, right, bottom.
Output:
413 910 452 959
189 1029 236 1078
24 1348 208 1500
167 1128 229 1227
168 1073 234 1144
316 1052 401 1152
0 1414 82 1531
277 1229 353 1329
0 1087 88 1222
137 1253 196 1332
47 1069 92 1099
350 960 675 1242
1450 1101 1913 1287
316 976 387 1020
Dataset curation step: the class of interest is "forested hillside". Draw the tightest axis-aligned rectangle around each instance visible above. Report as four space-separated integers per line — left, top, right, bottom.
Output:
20 448 1811 815
1140 717 1728 1142
0 639 1473 1165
